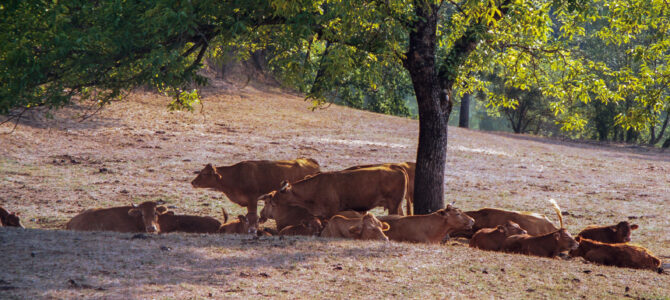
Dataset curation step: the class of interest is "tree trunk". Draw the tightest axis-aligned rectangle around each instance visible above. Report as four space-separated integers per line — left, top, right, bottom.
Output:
459 93 470 128
403 3 446 214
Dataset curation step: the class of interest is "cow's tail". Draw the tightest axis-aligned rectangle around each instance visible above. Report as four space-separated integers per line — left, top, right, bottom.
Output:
549 198 563 228
390 165 410 215
222 207 229 224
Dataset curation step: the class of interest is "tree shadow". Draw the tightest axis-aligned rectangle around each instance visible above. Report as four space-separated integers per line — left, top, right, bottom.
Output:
1 103 123 132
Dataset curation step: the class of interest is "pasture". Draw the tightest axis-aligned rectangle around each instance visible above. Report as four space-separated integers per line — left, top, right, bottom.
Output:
1 83 669 298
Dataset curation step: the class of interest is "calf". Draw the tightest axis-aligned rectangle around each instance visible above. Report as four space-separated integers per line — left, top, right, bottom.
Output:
576 221 638 243
452 208 557 238
218 215 252 234
571 237 661 271
158 210 223 234
377 204 474 243
279 217 324 236
66 201 167 233
320 213 390 241
501 199 578 258
259 197 314 231
0 207 24 228
469 221 528 251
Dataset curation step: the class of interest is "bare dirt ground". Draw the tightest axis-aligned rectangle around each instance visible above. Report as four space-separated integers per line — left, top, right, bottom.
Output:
1 81 669 299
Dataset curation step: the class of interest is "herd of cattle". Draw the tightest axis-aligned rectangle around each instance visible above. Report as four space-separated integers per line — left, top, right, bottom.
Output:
1 158 664 273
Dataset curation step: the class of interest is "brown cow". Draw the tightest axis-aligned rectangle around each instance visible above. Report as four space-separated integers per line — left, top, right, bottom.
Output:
501 199 578 258
258 165 408 220
571 237 661 271
259 197 314 231
191 158 320 234
377 204 474 243
452 208 558 238
0 206 24 228
576 221 638 243
158 209 223 234
66 201 168 233
278 217 324 236
469 221 528 251
218 215 252 234
320 213 390 241
345 162 415 215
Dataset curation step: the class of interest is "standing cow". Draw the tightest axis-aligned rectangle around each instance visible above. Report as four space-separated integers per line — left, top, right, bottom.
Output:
345 162 415 215
191 158 320 233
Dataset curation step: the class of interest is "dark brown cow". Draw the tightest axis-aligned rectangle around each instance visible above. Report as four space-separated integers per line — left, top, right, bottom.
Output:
377 204 474 243
576 221 638 243
469 221 528 251
571 237 662 271
258 165 408 220
158 209 223 234
218 215 252 234
66 201 167 233
191 158 320 234
345 162 415 215
278 217 323 236
501 199 578 258
320 213 390 241
452 208 558 238
0 206 24 228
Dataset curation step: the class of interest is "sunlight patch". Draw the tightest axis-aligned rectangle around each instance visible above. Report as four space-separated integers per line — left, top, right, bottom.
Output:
313 138 407 149
451 145 512 157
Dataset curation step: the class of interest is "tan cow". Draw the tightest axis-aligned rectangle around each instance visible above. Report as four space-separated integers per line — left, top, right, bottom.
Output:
0 206 24 228
258 165 408 220
452 208 558 238
345 162 415 215
469 221 528 251
191 158 320 234
571 237 661 271
377 204 474 243
320 212 390 241
66 201 168 233
501 199 579 258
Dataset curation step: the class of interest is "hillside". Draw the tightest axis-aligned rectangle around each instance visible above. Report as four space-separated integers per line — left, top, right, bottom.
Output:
1 83 669 298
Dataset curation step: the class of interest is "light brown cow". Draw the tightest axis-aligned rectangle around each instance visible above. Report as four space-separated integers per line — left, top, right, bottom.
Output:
571 237 662 271
218 215 252 234
576 221 638 244
66 201 168 233
0 206 24 228
452 208 558 238
345 162 415 215
278 217 324 236
377 204 474 243
191 158 320 234
320 213 390 241
501 199 578 258
469 221 528 251
158 210 223 234
258 165 408 220
259 196 314 231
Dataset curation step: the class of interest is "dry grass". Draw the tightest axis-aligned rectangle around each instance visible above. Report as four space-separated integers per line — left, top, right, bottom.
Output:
1 82 669 299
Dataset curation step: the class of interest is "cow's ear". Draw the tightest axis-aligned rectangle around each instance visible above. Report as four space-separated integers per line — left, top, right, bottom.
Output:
156 206 168 214
280 180 291 192
348 225 362 236
381 222 390 231
128 208 142 217
575 236 582 242
611 227 617 232
553 232 560 241
631 224 639 230
437 209 447 216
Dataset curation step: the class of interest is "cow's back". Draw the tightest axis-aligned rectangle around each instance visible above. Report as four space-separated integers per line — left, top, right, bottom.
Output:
159 215 222 234
468 208 557 236
230 158 320 200
67 206 142 232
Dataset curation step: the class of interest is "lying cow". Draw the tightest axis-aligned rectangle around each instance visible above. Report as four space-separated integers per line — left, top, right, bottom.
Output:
259 196 315 231
158 209 224 234
218 215 253 234
452 208 558 238
258 165 408 220
576 221 638 243
191 158 320 233
571 237 662 271
469 221 528 251
345 162 415 215
0 206 24 228
279 217 324 236
377 204 474 243
320 212 390 241
66 201 168 233
501 199 578 258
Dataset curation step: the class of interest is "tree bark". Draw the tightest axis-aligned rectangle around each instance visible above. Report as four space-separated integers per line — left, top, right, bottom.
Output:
459 93 470 128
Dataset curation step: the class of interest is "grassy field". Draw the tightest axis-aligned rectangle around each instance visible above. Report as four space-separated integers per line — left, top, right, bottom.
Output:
1 82 669 299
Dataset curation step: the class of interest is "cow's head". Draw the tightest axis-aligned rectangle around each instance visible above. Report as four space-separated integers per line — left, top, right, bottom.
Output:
348 213 390 241
613 221 638 243
128 201 169 233
258 192 278 223
554 228 579 251
236 215 252 233
2 210 24 228
258 180 316 214
191 164 221 189
500 221 527 236
304 217 324 235
438 204 475 233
